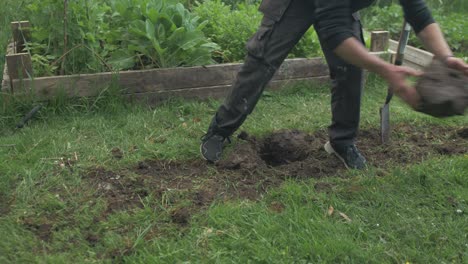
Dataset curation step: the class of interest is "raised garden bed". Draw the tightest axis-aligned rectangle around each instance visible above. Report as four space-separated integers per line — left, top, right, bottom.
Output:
1 24 433 105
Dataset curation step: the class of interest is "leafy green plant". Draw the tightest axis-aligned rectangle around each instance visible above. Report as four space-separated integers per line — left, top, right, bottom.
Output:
194 0 260 62
22 0 219 76
194 0 322 63
107 0 219 70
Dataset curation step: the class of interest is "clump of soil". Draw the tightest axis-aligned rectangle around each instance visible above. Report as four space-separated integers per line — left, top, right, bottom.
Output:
415 59 468 117
458 127 468 139
217 141 265 171
170 207 191 225
111 147 124 159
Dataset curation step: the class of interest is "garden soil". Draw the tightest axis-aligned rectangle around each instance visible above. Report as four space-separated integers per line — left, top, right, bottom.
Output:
85 124 467 221
21 124 468 246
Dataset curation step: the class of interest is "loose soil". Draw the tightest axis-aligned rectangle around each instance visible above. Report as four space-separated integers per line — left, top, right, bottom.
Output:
84 124 467 220
21 124 468 246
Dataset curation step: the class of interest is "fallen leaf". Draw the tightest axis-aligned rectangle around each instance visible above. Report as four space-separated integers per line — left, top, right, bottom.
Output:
327 206 334 216
339 212 352 222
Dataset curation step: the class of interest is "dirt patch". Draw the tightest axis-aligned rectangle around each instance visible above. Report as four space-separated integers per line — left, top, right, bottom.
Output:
457 127 468 139
85 168 149 213
314 182 335 193
21 217 54 242
80 124 467 225
20 124 467 245
111 147 124 159
170 207 191 225
259 130 315 166
269 201 285 213
0 194 12 216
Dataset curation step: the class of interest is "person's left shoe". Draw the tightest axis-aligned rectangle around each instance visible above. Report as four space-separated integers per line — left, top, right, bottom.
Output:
200 132 231 163
324 141 367 170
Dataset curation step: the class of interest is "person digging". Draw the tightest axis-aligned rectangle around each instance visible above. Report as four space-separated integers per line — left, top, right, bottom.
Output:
200 0 468 169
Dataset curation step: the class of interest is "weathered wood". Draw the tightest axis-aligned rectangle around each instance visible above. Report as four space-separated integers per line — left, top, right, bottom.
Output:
370 50 395 62
12 58 330 100
125 77 330 105
1 43 15 92
6 53 33 90
370 31 390 52
389 39 433 68
2 61 11 93
11 21 31 53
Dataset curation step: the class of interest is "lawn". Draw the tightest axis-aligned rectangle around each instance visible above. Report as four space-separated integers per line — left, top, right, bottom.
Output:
0 75 467 263
1 1 467 263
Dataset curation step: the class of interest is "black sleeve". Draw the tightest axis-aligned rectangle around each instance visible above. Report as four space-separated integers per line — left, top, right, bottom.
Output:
399 0 435 33
314 0 355 50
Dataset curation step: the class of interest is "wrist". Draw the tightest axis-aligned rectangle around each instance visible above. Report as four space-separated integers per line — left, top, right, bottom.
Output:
436 54 454 64
376 63 394 79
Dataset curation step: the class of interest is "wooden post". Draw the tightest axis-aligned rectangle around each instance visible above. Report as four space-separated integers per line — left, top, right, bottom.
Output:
11 21 31 53
370 31 390 52
6 53 33 92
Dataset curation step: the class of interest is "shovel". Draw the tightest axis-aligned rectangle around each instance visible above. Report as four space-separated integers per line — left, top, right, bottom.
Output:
380 21 412 144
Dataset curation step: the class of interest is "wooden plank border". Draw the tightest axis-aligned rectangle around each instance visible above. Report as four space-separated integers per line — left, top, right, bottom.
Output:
1 42 15 92
3 30 436 105
11 58 330 101
370 31 390 52
11 21 31 53
389 39 433 69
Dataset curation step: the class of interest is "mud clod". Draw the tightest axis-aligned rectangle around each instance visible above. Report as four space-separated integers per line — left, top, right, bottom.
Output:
111 147 124 159
86 234 100 246
457 128 468 139
170 207 191 225
217 143 265 171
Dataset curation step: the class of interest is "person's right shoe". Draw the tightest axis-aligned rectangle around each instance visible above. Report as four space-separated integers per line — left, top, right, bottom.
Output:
324 141 367 170
200 133 230 162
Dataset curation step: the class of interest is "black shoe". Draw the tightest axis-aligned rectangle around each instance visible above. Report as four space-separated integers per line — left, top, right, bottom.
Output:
200 133 230 162
324 141 367 170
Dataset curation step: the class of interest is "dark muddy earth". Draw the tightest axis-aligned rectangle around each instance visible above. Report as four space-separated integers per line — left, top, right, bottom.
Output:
21 124 467 247
85 124 467 220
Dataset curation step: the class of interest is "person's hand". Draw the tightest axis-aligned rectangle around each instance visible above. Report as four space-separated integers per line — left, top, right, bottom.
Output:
380 64 422 108
444 56 468 76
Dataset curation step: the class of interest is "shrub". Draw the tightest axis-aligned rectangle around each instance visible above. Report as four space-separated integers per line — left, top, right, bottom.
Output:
24 0 219 76
194 0 322 63
106 0 219 70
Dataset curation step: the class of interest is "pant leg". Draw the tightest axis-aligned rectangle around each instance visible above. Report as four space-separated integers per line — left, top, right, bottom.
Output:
207 0 315 137
314 14 366 146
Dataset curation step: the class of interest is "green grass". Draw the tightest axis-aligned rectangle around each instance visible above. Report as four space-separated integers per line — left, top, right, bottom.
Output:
0 76 467 263
1 1 467 262
127 158 467 263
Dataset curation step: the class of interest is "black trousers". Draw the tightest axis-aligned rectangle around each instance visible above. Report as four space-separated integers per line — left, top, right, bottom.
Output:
207 0 365 146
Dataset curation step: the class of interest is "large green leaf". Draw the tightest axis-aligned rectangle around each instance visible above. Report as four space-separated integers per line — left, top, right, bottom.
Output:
145 19 156 40
107 50 135 70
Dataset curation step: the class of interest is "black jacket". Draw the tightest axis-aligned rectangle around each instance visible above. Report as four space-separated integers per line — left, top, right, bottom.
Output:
259 0 435 50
